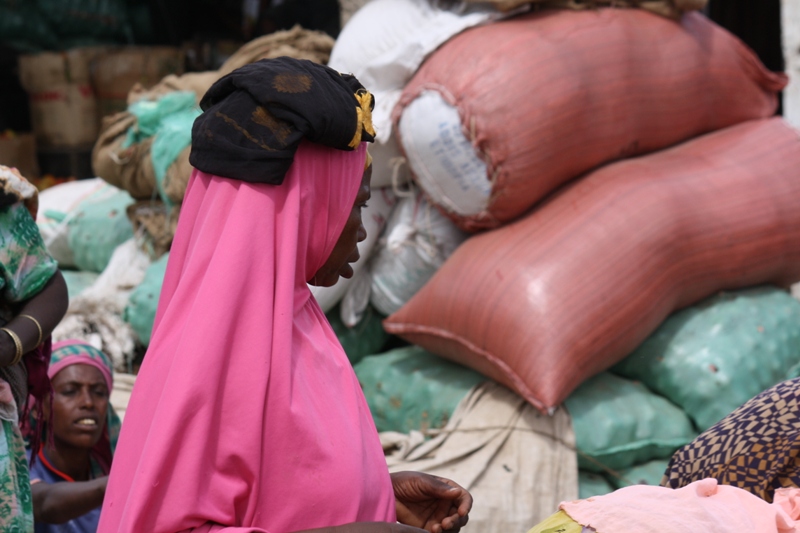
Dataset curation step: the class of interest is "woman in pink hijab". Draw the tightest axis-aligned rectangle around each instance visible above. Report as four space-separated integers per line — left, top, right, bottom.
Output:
98 58 472 533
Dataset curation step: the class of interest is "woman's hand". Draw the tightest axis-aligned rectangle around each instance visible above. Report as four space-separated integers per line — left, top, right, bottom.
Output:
391 472 472 533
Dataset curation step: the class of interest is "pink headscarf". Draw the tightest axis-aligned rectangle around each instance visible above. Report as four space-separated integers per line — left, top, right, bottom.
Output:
99 141 395 533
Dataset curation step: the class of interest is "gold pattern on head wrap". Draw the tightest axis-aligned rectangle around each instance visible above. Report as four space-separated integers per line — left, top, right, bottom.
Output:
349 90 376 149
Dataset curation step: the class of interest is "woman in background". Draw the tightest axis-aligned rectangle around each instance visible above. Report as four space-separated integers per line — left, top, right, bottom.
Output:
28 340 120 533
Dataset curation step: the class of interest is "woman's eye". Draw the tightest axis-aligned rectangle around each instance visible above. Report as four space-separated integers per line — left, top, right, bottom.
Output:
360 203 369 209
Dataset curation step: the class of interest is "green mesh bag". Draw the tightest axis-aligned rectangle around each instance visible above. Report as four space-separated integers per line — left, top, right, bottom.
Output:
613 286 800 431
565 372 696 473
608 459 671 490
124 252 169 346
67 185 134 273
326 305 390 366
354 346 486 434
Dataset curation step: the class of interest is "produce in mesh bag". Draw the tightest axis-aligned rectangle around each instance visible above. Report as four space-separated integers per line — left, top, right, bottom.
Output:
66 184 135 273
384 118 800 413
613 286 800 431
565 373 696 474
354 345 485 434
124 252 169 347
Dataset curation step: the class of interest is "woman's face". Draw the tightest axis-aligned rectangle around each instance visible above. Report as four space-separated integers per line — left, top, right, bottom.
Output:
50 364 109 450
311 165 372 287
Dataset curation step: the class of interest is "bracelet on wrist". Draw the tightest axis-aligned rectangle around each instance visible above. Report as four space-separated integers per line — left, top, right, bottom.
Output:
0 328 23 367
19 314 42 347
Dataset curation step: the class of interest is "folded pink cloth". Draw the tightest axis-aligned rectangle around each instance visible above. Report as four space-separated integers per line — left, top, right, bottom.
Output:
561 479 800 533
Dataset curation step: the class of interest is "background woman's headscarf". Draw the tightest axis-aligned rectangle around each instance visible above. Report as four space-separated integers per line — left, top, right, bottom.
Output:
29 340 120 475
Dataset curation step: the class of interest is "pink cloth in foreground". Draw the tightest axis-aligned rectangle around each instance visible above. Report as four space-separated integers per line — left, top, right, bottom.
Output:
561 478 800 533
99 141 396 533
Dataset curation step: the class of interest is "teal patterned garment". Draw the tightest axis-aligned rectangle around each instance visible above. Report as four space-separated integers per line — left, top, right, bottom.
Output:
0 418 33 532
0 200 58 533
0 202 58 317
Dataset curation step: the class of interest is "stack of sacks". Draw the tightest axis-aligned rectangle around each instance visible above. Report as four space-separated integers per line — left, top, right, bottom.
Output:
393 9 785 231
354 347 698 499
380 5 795 410
385 118 800 413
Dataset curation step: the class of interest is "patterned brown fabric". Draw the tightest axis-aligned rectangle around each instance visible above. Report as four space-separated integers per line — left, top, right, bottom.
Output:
661 378 800 502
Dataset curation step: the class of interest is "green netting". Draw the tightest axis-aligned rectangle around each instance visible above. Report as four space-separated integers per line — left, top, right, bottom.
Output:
326 305 390 366
125 91 200 206
354 346 486 434
124 252 169 346
564 372 696 473
59 269 99 300
608 459 670 490
578 471 615 499
613 286 800 431
66 185 135 273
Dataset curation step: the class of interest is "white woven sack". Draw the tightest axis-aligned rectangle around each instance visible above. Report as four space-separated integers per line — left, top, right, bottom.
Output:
369 191 467 316
329 0 515 189
398 90 490 217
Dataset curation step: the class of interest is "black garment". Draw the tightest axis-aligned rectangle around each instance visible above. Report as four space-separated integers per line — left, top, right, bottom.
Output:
189 57 374 184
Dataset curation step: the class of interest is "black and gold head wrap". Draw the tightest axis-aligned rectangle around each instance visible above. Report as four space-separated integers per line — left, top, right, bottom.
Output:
189 57 375 184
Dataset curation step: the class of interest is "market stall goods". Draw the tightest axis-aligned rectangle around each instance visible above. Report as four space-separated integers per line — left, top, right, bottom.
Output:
385 118 800 413
395 9 786 231
614 286 800 431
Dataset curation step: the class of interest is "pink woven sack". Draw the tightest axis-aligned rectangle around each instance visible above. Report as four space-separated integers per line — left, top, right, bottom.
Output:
384 118 800 412
394 9 787 231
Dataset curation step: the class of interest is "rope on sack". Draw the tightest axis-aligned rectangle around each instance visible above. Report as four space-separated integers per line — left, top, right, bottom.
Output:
390 156 415 198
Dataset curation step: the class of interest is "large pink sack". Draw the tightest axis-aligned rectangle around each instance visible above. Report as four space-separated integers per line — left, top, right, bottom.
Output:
384 118 800 413
394 9 787 231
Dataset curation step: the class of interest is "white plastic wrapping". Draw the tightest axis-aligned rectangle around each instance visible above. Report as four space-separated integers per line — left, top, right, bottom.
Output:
36 177 107 267
369 191 468 316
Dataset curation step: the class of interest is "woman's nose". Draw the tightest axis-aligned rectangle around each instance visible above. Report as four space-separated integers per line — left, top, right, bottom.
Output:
357 222 367 243
79 389 94 408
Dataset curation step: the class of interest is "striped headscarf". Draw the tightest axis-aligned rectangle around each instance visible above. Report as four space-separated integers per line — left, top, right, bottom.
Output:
37 340 120 475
